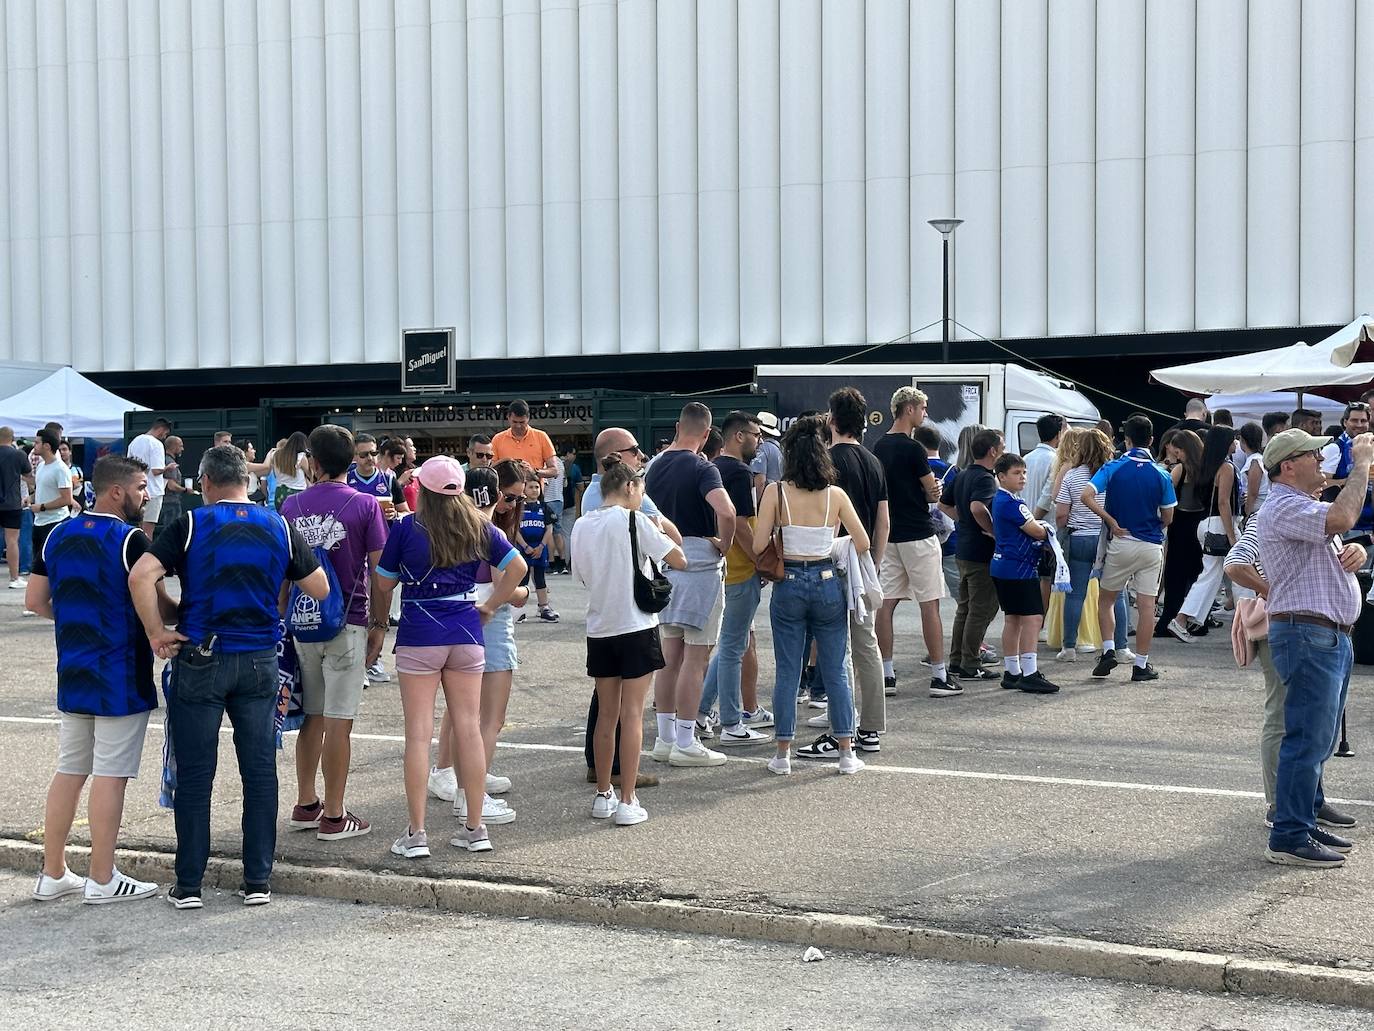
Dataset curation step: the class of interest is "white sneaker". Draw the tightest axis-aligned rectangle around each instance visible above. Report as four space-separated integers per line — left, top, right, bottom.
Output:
717 723 767 745
8 577 26 589
451 824 492 852
837 753 866 775
591 788 619 819
455 793 516 825
694 718 716 740
83 868 158 905
21 608 37 617
806 711 830 728
391 827 430 859
1077 643 1098 653
1037 628 1049 643
669 741 727 767
485 772 511 795
650 736 674 763
767 754 792 776
427 766 457 802
1118 648 1137 662
614 797 649 826
742 707 775 729
1165 619 1194 643
32 867 85 901
366 661 392 682
1055 648 1077 662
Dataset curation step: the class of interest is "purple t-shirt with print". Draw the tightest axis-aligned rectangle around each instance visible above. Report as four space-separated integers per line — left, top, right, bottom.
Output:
280 481 388 627
378 517 517 647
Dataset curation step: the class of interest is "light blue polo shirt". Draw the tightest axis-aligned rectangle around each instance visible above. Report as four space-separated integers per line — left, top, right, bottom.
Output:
1089 447 1177 545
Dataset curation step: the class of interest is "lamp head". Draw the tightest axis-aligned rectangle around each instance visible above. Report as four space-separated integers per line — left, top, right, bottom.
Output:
928 218 964 236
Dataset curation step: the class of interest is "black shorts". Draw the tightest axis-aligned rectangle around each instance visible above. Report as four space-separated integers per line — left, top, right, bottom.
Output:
992 576 1044 617
0 509 19 531
586 627 665 680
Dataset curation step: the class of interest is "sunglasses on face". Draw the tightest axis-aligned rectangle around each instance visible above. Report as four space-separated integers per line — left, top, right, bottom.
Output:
501 492 522 504
357 449 377 458
473 452 495 461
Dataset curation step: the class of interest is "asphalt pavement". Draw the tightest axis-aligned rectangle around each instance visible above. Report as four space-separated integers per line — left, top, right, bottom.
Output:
3 574 1374 992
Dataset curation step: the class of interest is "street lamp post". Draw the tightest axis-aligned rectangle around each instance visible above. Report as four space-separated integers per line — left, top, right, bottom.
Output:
927 218 963 364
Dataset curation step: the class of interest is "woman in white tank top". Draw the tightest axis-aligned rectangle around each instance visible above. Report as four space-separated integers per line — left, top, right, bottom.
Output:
753 417 870 776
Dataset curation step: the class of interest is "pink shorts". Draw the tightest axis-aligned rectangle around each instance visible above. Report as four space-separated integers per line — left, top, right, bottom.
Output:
394 644 485 676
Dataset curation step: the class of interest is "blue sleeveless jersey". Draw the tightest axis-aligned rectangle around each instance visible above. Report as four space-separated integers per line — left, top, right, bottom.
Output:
42 514 155 716
1332 433 1374 530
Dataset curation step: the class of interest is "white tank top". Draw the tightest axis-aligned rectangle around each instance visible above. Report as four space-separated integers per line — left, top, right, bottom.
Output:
780 483 837 559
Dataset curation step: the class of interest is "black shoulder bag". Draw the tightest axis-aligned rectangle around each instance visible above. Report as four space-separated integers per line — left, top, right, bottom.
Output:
628 510 673 614
1201 477 1232 557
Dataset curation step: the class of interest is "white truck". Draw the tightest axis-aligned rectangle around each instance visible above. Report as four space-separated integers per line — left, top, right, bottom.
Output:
754 362 1102 459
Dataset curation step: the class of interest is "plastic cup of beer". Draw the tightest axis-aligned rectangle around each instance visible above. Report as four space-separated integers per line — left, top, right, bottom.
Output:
379 497 396 519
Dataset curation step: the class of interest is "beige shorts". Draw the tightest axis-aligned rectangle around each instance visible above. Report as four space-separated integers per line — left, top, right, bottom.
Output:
295 624 367 719
1099 537 1164 596
661 580 726 647
56 710 152 779
879 537 948 603
142 495 164 522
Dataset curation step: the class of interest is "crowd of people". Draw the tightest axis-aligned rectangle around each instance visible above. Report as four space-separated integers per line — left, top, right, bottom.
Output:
12 385 1368 907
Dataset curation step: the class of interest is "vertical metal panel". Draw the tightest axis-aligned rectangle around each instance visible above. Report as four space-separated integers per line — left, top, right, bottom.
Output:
821 0 865 345
1143 0 1194 331
736 0 778 349
360 0 399 362
7 0 40 362
1193 0 1245 329
503 0 542 358
126 1 164 371
697 0 738 351
910 0 954 344
779 0 821 346
191 0 229 367
159 0 199 368
430 0 469 357
324 0 363 364
578 0 616 352
1094 0 1144 333
396 0 435 335
468 0 506 358
953 0 1000 340
656 0 695 350
0 8 11 359
616 0 656 353
1356 0 1374 316
1300 0 1356 325
258 0 296 366
225 2 264 367
541 0 579 356
999 0 1047 338
864 0 909 344
1246 0 1299 326
1046 0 1094 335
291 0 329 366
36 0 72 362
66 0 103 371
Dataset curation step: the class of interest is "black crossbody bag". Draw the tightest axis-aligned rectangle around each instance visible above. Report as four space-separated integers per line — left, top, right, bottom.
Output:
628 510 672 614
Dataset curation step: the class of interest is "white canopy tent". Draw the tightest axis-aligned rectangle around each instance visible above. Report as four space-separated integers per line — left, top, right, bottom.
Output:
0 365 146 438
1313 315 1374 368
1205 390 1346 426
1152 341 1374 395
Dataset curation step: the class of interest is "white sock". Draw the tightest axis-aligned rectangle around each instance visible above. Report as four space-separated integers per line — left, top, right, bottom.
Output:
675 717 697 749
656 712 676 742
882 658 895 678
1135 653 1149 669
1021 652 1038 676
1004 655 1022 676
839 746 854 758
931 661 948 682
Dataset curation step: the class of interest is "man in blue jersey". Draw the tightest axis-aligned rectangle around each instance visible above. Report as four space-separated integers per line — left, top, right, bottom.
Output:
345 432 407 681
129 445 328 910
26 455 176 905
1318 402 1374 543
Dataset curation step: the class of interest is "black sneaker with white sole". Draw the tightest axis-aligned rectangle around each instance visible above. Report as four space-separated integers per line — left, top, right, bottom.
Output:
796 733 840 760
883 676 897 697
929 678 963 698
167 885 203 910
951 665 999 681
1265 839 1346 868
237 882 272 906
1090 651 1119 679
1130 663 1160 682
854 729 881 753
1317 802 1358 828
1310 827 1354 853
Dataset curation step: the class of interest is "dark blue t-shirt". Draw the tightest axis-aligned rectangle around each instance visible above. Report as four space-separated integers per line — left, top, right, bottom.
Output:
989 489 1041 580
930 458 958 556
519 500 550 567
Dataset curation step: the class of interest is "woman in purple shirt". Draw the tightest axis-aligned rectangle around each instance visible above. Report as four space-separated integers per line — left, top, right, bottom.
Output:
368 456 525 858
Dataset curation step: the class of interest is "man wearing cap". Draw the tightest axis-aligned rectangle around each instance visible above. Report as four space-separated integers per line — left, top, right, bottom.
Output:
280 425 388 844
1258 426 1372 868
750 412 784 498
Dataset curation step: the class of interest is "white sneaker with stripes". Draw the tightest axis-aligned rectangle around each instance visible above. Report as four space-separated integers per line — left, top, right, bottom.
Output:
83 868 158 905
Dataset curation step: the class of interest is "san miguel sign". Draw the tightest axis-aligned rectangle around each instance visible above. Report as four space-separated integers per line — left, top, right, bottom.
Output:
401 328 456 393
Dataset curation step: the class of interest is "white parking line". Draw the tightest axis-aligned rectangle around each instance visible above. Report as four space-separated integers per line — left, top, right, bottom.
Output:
2 713 1370 808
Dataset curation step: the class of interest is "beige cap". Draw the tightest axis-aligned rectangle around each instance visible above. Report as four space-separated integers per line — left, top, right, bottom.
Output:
1262 428 1332 469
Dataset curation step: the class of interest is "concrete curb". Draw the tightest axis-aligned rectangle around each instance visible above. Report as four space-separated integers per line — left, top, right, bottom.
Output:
5 837 1372 1010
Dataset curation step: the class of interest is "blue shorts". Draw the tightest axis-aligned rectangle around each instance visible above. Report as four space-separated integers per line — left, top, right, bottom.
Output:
484 603 517 672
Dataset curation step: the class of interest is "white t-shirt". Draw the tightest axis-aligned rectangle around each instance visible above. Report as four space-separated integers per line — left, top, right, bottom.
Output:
544 456 565 505
34 458 73 526
572 504 675 638
128 432 167 497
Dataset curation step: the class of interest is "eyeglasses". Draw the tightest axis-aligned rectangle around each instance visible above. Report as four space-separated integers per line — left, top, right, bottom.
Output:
357 449 377 458
614 444 644 457
501 492 523 504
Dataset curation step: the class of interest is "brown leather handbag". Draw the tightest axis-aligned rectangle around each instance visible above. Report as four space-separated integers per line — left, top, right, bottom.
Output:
754 482 786 583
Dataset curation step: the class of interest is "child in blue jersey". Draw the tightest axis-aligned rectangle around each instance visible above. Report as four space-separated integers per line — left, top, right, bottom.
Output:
518 473 559 622
989 453 1059 695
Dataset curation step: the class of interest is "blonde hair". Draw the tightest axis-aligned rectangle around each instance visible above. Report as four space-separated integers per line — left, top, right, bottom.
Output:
1052 427 1083 474
416 486 489 568
890 386 929 420
1077 429 1115 474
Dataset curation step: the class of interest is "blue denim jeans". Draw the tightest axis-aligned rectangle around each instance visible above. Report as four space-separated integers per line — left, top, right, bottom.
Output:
771 561 852 741
1267 620 1352 851
168 646 280 889
1063 533 1128 650
699 576 763 727
19 506 33 573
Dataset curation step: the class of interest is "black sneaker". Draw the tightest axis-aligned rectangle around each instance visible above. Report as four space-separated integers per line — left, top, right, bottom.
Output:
796 733 840 760
1317 802 1358 828
1187 621 1210 638
237 882 272 906
1018 671 1060 694
1310 827 1354 853
883 675 897 697
1265 839 1346 868
1264 806 1275 829
1130 663 1160 682
854 729 882 753
929 678 964 698
1090 651 1118 679
953 665 999 681
1000 671 1022 690
167 884 203 909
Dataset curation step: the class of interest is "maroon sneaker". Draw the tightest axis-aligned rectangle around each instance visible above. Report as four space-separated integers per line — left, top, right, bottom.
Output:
288 800 323 830
317 810 371 841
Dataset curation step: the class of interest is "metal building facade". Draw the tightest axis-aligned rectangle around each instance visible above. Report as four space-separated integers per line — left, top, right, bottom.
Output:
1 0 1370 375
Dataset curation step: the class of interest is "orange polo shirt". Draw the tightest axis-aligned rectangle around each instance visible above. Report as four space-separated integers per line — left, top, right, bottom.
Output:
492 426 555 470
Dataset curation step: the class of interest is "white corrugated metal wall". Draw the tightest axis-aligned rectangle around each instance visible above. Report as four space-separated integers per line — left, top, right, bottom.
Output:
1 0 1371 373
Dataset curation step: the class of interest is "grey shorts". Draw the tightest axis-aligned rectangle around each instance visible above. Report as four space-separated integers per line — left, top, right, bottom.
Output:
295 624 368 719
56 710 152 778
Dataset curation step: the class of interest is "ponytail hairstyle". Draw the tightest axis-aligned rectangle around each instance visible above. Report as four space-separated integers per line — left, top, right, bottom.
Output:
492 459 529 544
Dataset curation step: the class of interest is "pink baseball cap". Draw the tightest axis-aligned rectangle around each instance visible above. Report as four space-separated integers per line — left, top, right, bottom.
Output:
416 455 466 495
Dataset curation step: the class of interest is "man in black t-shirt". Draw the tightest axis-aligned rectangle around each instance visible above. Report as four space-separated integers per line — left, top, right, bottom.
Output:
872 387 961 699
0 425 34 587
941 429 1005 679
